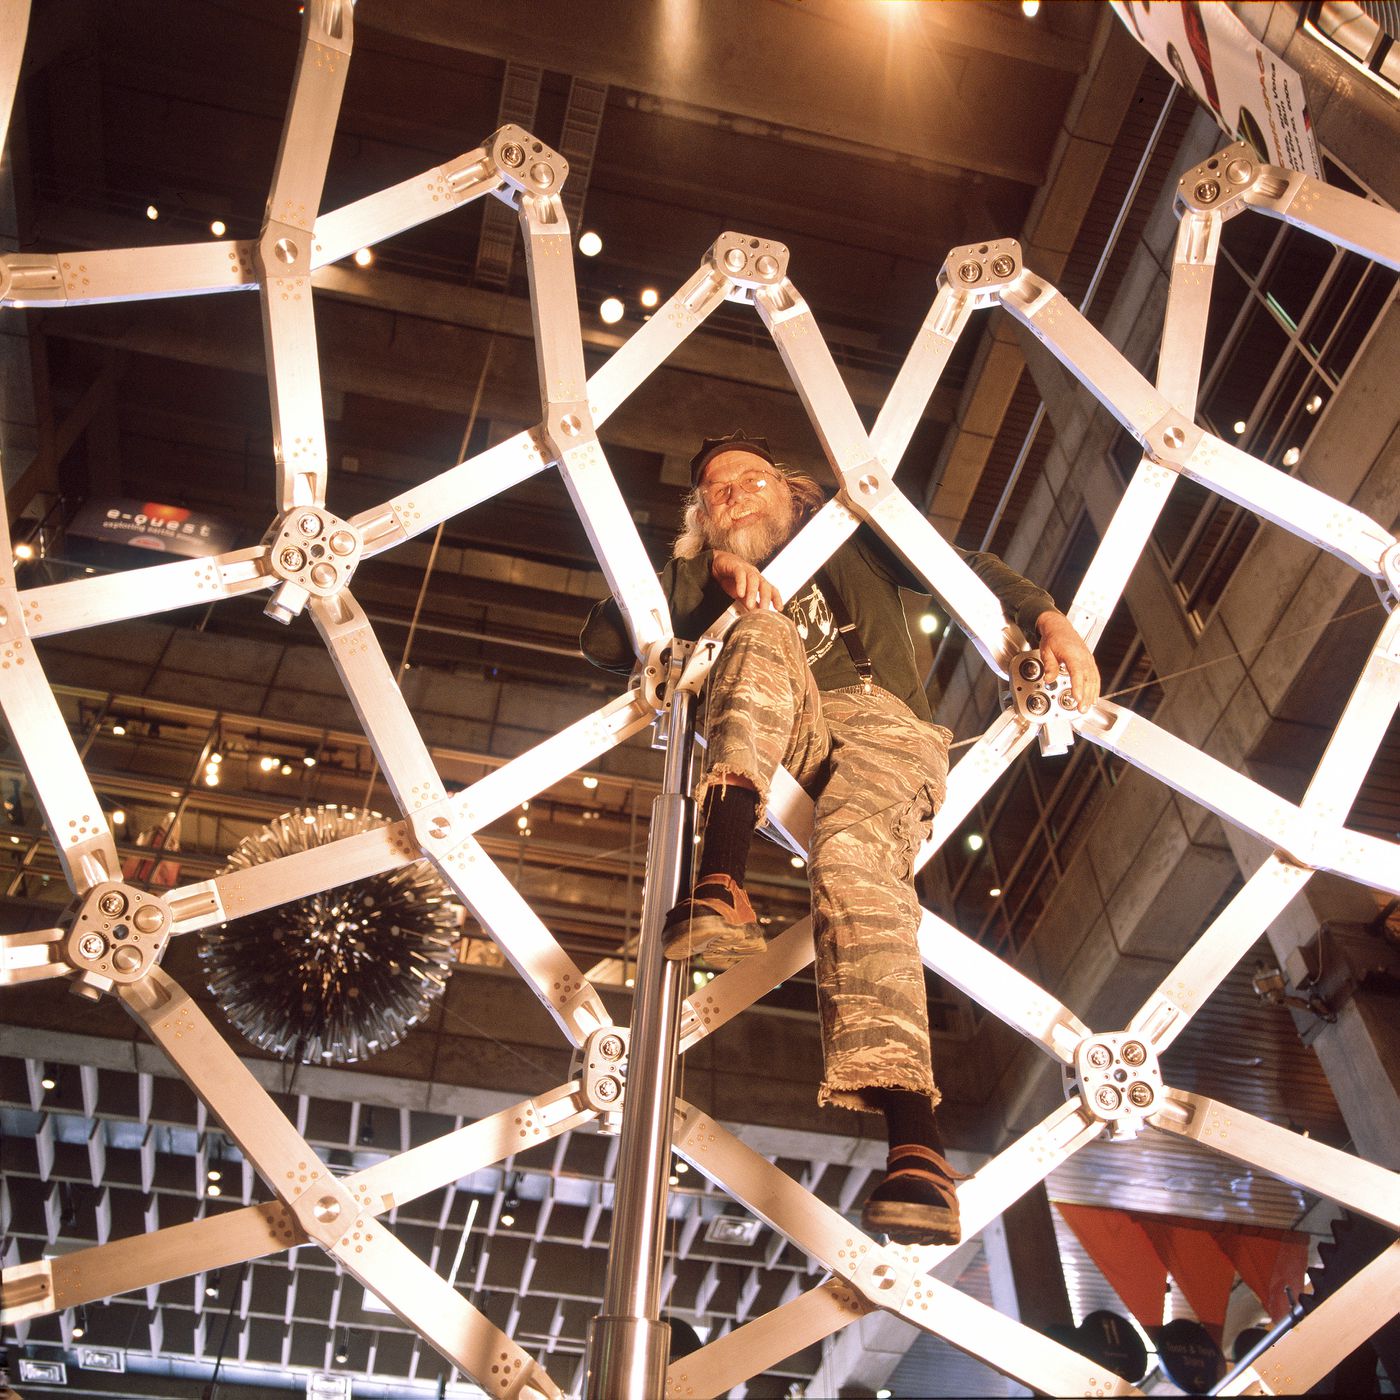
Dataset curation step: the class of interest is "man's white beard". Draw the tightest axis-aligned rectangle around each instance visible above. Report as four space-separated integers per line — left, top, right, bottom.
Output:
701 495 796 563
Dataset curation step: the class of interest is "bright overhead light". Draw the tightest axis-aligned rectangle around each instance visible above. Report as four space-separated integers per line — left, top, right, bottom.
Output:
209 752 223 765
13 541 33 560
209 219 226 237
145 204 159 221
1282 446 1301 467
675 1162 688 1174
204 772 219 787
112 724 126 736
112 810 126 826
516 815 529 830
279 763 293 776
1233 419 1247 435
353 246 374 267
581 774 599 789
967 833 985 852
1305 393 1324 414
578 230 602 257
500 1211 515 1228
640 287 659 308
41 1073 56 1091
989 887 1002 898
918 612 938 634
206 1182 221 1197
258 755 278 773
1020 0 1040 15
599 296 624 324
790 854 806 868
303 754 317 767
207 1168 222 1182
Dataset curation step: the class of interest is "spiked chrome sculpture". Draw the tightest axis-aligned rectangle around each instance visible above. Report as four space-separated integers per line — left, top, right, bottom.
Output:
200 806 459 1065
2 4 1399 1398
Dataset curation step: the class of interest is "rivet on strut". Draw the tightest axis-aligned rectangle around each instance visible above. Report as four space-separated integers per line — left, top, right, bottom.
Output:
313 1196 342 1223
1162 425 1186 450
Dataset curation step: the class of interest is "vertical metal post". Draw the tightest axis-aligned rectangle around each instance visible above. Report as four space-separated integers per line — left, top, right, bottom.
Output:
585 690 695 1399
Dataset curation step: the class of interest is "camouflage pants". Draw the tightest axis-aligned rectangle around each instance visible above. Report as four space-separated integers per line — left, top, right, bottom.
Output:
696 610 952 1115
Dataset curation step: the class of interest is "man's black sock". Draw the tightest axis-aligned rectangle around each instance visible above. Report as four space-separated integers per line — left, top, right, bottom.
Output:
867 1085 944 1155
695 783 760 887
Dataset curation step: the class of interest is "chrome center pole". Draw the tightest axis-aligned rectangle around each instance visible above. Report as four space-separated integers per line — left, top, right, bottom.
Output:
584 689 695 1399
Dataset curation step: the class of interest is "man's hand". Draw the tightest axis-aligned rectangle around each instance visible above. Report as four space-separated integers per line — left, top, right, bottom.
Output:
1035 610 1100 712
712 550 784 612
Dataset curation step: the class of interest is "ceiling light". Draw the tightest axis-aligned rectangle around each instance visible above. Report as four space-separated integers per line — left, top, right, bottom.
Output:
516 815 529 830
353 246 374 268
303 754 317 767
1233 419 1247 435
578 230 602 257
790 854 806 868
624 977 635 988
581 774 599 789
876 1390 893 1400
209 752 223 764
204 771 219 787
1282 446 1301 467
640 287 659 308
145 204 159 220
1305 393 1324 414
692 970 706 988
207 1168 222 1182
989 887 1002 897
112 809 126 825
280 763 293 776
10 835 20 845
918 612 938 634
1020 0 1040 15
41 1070 56 1091
499 1211 514 1227
209 219 226 237
599 296 624 324
206 1182 221 1196
259 755 278 772
13 541 33 560
112 723 126 736
668 1173 679 1185
967 833 985 852
205 1282 218 1298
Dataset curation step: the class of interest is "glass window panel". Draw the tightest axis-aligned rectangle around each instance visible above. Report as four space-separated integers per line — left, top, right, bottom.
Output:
1200 260 1252 377
1319 262 1397 380
1220 202 1283 281
987 766 1038 884
1260 227 1337 335
1201 302 1289 441
1249 353 1313 464
952 845 995 934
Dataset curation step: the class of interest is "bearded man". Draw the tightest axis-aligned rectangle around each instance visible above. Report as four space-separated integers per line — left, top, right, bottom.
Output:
581 431 1099 1245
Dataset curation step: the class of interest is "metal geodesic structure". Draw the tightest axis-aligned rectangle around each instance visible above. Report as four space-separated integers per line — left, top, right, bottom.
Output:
2 2 1400 1395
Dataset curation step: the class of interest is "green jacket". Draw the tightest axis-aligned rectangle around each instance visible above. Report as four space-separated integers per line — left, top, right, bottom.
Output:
580 526 1056 722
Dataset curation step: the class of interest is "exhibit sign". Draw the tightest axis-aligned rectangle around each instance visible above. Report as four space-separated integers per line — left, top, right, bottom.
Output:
1112 0 1322 178
67 497 237 558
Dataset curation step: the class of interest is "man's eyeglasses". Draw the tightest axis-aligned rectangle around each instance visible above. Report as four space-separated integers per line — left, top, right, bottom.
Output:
701 468 774 505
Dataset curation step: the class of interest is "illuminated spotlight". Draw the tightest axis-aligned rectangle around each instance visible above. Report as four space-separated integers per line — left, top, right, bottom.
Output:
520 800 529 812
640 287 659 308
207 1168 222 1182
876 1390 893 1400
581 774 599 789
669 1173 679 1185
966 832 985 852
790 854 806 868
204 770 220 787
40 1069 56 1091
1020 0 1040 15
675 1161 688 1174
1282 446 1301 467
1306 393 1324 414
145 204 159 220
599 296 624 324
353 246 374 268
206 1182 222 1197
624 976 635 988
209 752 223 765
72 1310 87 1339
692 970 706 988
279 763 293 776
9 835 19 845
258 755 278 773
516 815 529 830
13 541 33 560
112 723 126 736
578 230 602 257
918 612 938 634
1233 419 1248 435
112 809 126 826
500 1210 515 1228
303 753 317 767
209 219 226 237
989 886 1002 898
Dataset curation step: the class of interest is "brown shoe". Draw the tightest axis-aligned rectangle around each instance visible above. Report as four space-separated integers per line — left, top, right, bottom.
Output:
860 1144 970 1246
662 873 764 968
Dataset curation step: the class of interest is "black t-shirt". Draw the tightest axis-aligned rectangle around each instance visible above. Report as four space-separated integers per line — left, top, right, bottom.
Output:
579 526 1056 722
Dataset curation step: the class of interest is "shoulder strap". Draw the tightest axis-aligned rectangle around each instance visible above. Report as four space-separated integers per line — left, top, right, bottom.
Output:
816 568 874 693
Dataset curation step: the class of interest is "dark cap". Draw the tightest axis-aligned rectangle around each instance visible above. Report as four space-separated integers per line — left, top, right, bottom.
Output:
688 431 776 488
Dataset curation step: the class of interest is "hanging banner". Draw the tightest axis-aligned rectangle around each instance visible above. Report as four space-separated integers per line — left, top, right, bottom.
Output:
67 497 237 559
1111 1 1322 178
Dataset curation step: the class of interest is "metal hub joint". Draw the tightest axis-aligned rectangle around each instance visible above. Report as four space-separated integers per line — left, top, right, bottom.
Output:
709 231 790 302
1007 649 1076 756
1068 1031 1163 1140
64 882 172 1000
262 508 362 624
581 1025 629 1130
940 237 1022 306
